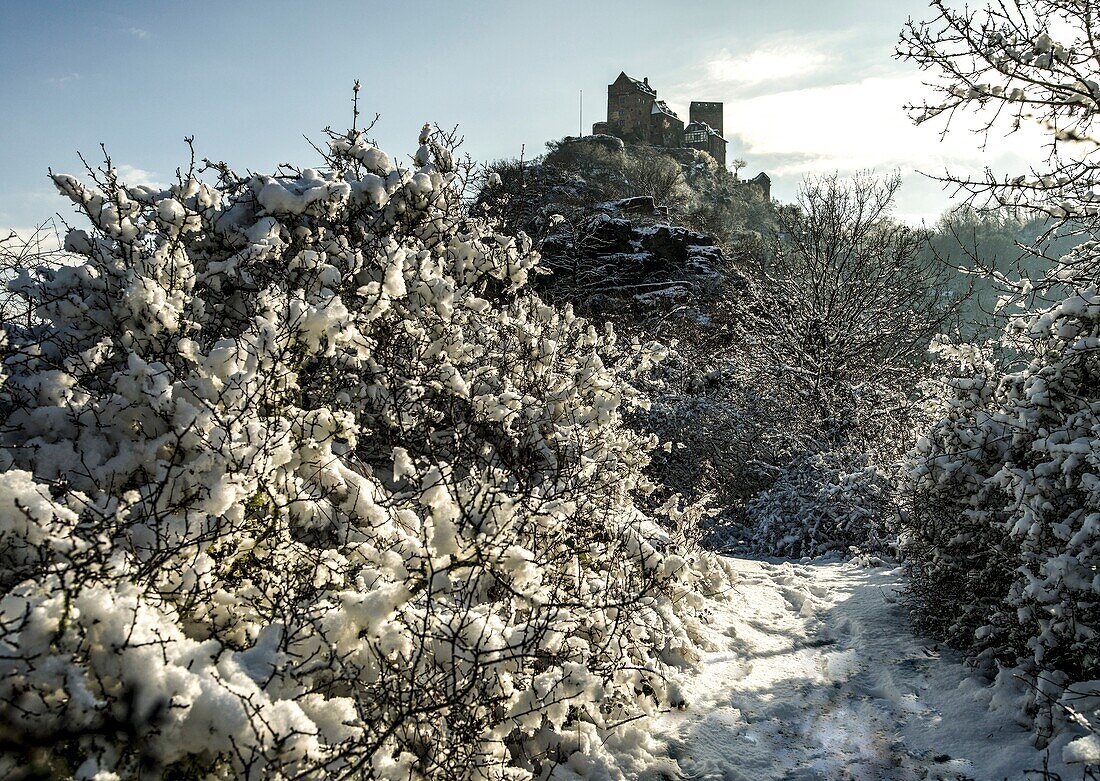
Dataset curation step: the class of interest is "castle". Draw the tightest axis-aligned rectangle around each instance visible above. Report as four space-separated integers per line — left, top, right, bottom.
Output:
592 71 770 200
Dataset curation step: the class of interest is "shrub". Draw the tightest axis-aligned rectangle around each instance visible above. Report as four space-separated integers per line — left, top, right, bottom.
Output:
0 124 728 780
907 283 1100 730
900 0 1100 750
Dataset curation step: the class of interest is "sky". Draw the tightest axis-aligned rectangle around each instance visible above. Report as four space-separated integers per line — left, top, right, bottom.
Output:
0 0 1053 234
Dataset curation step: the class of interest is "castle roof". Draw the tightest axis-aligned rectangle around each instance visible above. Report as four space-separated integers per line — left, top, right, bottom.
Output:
617 71 657 96
685 120 726 141
650 99 680 119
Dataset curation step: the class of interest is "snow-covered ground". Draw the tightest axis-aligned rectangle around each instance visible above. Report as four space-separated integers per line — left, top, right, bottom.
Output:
651 558 1091 781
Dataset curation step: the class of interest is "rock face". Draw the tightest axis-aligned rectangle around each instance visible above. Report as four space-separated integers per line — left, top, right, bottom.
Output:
539 200 728 313
611 195 670 217
643 225 715 268
475 136 768 318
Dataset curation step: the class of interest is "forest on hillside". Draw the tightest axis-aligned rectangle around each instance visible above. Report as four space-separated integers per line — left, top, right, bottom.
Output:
0 1 1097 779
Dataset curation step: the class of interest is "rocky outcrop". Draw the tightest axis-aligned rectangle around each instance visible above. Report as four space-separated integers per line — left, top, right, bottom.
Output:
538 201 728 313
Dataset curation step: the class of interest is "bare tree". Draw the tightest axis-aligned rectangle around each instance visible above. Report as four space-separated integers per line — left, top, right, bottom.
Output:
659 172 956 557
754 171 955 418
622 147 690 212
0 221 69 328
900 1 1100 238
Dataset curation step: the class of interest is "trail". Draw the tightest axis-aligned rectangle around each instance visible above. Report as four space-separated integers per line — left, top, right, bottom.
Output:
651 558 1085 781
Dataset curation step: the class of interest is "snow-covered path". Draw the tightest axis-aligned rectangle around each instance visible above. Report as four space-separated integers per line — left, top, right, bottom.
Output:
652 558 1081 781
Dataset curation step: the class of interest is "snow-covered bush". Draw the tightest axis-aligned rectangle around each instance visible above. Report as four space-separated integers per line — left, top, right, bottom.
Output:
0 223 69 327
903 341 1023 656
0 124 729 780
743 448 895 559
907 278 1100 740
901 1 1100 755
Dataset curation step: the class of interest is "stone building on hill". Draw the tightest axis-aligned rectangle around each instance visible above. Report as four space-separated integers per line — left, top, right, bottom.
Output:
684 120 726 167
650 98 684 148
592 71 729 168
590 71 772 202
737 171 771 202
689 101 723 136
591 73 684 149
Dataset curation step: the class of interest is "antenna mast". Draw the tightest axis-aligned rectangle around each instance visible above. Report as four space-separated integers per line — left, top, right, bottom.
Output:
579 90 583 137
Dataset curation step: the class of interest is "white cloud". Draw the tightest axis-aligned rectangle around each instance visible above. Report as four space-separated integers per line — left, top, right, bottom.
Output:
705 43 832 87
670 29 1069 221
726 72 1049 177
48 72 80 87
126 27 149 39
715 71 1065 223
3 224 63 254
115 164 163 189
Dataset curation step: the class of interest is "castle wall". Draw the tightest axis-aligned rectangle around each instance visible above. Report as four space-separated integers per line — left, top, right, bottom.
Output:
749 172 771 202
706 134 726 168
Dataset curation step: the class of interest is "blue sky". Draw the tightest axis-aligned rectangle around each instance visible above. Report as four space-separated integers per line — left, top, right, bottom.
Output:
0 0 1047 232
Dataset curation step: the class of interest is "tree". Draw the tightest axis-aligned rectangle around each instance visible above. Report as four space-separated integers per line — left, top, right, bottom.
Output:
901 0 1100 752
701 172 955 557
0 222 68 327
762 172 954 413
901 0 1100 230
622 147 690 212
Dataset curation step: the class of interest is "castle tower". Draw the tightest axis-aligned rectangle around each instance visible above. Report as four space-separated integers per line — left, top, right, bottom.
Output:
601 71 659 143
689 101 723 138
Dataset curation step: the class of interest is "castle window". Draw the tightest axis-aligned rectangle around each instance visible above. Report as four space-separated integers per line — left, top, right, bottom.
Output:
685 131 706 143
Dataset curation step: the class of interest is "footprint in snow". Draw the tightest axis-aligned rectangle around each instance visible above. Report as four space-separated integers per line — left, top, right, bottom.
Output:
781 587 818 617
